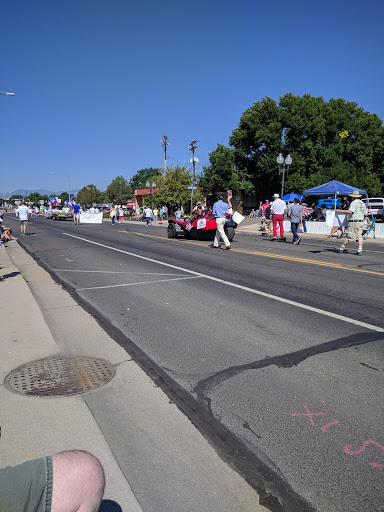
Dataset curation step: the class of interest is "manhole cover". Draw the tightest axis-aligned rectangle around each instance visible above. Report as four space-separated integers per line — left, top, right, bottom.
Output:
5 356 116 396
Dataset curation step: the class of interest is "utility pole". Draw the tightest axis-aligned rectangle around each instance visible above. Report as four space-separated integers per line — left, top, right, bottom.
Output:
188 140 199 183
160 135 170 176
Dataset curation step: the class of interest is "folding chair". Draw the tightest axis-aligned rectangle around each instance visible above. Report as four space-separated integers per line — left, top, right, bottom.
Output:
363 218 376 239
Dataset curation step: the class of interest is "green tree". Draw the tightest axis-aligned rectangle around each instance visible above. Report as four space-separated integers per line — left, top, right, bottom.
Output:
27 192 49 204
155 166 201 213
76 184 103 205
57 192 70 204
104 176 133 205
10 194 24 202
27 192 41 203
199 144 254 197
228 94 384 197
229 96 284 198
280 94 384 194
129 167 162 190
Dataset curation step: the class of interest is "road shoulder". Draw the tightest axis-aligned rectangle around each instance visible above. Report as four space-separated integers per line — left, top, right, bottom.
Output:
2 243 268 512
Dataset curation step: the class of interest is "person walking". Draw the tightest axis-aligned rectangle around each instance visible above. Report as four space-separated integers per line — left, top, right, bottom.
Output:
260 199 270 229
16 201 31 235
109 205 117 225
209 194 232 250
71 202 81 225
262 201 273 236
153 207 159 224
334 190 367 255
145 206 152 225
288 198 303 244
270 193 287 239
300 201 308 233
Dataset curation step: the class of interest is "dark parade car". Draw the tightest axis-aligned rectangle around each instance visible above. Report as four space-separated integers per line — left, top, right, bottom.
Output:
167 215 237 241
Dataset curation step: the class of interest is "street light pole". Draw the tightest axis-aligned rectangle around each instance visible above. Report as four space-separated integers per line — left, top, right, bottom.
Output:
151 181 155 208
51 171 71 203
146 181 156 208
276 153 292 197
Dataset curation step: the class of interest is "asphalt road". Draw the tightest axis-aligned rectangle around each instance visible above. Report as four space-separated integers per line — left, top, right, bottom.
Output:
6 215 384 512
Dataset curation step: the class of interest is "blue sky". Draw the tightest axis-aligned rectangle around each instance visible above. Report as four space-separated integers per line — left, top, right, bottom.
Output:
1 0 383 194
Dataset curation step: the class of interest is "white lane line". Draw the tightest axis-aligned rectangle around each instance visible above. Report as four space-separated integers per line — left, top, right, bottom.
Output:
77 276 201 291
53 269 187 276
62 233 384 333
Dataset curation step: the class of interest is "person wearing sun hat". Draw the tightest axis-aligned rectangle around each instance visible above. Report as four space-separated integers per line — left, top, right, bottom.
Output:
334 189 367 255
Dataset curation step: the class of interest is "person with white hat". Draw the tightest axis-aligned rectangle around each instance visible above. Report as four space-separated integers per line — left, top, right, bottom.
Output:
270 193 287 239
334 189 367 255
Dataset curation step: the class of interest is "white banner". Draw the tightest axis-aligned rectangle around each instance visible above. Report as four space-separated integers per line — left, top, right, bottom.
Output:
326 210 335 228
327 211 347 227
232 211 245 224
79 212 103 224
334 212 348 227
196 218 207 229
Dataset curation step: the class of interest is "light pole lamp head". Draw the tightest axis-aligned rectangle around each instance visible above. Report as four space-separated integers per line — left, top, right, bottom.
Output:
276 153 284 166
152 181 156 188
285 154 292 166
146 181 150 188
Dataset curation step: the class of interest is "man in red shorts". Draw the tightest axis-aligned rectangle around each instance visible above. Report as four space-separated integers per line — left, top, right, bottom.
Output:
270 193 287 239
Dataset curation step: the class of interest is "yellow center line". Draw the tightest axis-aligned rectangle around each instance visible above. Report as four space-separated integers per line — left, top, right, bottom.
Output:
119 231 384 276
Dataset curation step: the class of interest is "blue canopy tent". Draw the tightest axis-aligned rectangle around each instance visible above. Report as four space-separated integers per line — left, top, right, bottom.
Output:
302 180 366 197
281 193 305 202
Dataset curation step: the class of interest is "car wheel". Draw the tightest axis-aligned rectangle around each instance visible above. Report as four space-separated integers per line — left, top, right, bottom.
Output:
224 226 235 242
167 223 177 238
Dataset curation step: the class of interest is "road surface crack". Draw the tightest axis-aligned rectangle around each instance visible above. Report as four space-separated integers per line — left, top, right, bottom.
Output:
194 331 383 413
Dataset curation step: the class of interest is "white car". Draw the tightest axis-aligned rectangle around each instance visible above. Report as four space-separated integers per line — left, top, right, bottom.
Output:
46 205 73 220
362 198 384 221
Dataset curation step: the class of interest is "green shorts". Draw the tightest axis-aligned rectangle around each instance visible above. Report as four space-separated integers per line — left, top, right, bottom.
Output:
0 456 53 512
347 221 364 241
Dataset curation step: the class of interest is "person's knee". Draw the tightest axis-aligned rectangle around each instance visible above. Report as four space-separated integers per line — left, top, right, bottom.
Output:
51 450 105 512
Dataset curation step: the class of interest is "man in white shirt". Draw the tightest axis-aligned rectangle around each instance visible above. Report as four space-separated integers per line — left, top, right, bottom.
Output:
145 206 153 225
270 193 287 239
16 202 31 235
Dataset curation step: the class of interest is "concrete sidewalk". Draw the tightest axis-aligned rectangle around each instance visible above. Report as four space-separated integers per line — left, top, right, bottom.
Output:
0 242 268 512
0 244 143 511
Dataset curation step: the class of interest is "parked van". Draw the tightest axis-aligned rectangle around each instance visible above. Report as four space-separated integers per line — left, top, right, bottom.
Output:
362 198 384 221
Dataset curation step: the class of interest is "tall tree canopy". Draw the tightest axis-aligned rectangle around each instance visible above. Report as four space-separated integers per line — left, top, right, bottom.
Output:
129 167 162 190
104 176 132 205
27 192 49 204
198 144 254 197
155 166 201 213
76 184 103 205
226 94 384 197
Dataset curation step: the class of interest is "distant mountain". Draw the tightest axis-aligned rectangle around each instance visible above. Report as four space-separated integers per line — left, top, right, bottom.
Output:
0 189 80 200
